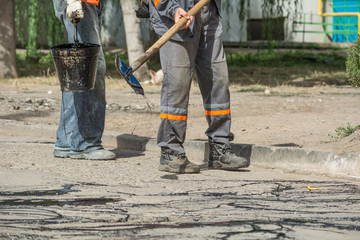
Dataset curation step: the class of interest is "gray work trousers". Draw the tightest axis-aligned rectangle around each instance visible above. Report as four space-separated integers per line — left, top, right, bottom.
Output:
53 0 106 152
157 1 234 155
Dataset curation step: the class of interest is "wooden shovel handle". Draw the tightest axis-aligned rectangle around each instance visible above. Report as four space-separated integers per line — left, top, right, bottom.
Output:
131 0 211 72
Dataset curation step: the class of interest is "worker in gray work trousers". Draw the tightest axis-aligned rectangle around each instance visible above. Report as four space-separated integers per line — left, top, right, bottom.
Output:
149 0 249 173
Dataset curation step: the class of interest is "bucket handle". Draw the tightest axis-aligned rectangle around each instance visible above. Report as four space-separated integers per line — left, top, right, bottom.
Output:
74 25 79 43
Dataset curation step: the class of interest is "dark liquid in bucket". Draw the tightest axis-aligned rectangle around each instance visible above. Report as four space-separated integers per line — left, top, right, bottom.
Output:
51 43 100 92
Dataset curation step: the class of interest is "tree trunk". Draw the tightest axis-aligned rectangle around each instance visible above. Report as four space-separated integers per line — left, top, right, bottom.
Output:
0 0 18 79
120 0 150 82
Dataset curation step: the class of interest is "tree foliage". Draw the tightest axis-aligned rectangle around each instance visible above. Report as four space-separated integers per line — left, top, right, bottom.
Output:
15 0 64 57
26 0 38 57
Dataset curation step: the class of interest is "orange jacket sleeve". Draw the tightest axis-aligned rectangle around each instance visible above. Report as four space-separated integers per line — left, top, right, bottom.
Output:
81 0 100 6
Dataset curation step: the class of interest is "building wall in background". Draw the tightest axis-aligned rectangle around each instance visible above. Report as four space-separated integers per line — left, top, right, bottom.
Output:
100 0 356 47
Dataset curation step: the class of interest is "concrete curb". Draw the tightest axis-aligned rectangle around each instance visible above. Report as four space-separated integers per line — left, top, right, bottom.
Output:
116 134 360 179
1 119 358 179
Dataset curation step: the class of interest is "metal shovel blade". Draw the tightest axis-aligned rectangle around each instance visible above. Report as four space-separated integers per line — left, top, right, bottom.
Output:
115 55 144 96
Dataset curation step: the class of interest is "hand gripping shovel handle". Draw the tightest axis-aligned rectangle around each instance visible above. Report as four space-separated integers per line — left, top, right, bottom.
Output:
116 0 210 96
130 0 211 73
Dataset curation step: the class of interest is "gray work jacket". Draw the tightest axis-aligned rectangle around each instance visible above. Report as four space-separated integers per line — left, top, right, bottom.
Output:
149 0 221 42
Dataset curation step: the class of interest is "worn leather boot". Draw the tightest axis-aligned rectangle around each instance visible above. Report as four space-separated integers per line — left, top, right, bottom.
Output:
208 143 249 170
159 151 200 174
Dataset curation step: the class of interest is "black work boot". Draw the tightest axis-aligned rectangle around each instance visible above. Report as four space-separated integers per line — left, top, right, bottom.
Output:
208 143 249 170
159 151 200 174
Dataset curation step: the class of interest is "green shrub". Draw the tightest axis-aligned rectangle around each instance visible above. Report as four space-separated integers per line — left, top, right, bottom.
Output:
346 35 360 87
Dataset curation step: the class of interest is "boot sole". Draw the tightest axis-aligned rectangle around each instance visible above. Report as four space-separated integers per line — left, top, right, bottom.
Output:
53 150 71 158
209 160 249 170
54 153 71 158
158 164 200 174
70 154 116 160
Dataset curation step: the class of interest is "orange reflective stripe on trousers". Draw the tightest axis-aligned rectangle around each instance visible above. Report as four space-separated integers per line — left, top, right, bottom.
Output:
160 113 187 121
205 109 231 116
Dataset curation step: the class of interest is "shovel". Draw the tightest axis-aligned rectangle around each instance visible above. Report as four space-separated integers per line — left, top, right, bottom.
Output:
115 0 211 95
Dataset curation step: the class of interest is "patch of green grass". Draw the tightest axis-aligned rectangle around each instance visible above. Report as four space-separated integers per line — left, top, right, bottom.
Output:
320 92 360 96
15 49 347 89
237 87 266 93
262 92 308 98
16 52 56 77
22 91 41 93
267 92 297 97
327 123 360 142
104 53 128 78
226 51 346 69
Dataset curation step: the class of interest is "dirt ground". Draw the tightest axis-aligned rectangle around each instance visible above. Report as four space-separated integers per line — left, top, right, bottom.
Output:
1 75 360 157
1 76 360 239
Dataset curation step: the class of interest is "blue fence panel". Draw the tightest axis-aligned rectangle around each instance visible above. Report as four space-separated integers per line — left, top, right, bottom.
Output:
332 0 359 42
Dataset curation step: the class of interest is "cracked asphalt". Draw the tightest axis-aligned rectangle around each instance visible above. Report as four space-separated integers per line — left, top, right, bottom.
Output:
0 130 359 239
0 84 359 239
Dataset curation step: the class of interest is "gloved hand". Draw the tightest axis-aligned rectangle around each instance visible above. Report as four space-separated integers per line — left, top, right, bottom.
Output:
135 0 150 18
66 0 84 25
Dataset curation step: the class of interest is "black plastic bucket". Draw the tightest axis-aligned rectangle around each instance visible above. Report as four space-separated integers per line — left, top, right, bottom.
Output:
51 43 100 92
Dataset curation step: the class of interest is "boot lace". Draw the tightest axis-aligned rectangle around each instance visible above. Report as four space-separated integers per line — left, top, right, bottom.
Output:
175 153 187 160
162 151 188 161
222 147 234 155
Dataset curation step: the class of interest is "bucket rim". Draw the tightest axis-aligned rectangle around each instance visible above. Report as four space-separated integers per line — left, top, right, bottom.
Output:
51 43 100 51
